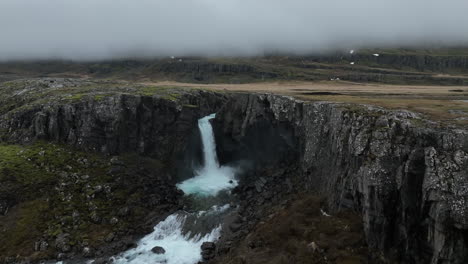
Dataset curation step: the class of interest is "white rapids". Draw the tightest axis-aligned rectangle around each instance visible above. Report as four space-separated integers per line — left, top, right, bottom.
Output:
177 114 237 196
104 114 238 264
111 213 222 264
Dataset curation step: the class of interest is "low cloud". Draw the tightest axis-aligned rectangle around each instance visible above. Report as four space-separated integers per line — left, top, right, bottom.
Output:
1 0 467 61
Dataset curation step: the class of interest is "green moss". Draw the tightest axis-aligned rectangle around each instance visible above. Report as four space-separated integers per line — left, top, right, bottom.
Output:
0 144 55 185
162 93 181 101
93 94 113 100
0 199 49 257
0 142 116 257
410 118 428 127
342 104 383 118
138 85 186 101
66 93 86 101
0 141 174 259
139 85 168 95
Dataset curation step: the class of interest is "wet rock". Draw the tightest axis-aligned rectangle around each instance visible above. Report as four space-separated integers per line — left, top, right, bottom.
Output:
56 253 67 260
151 246 166 254
93 257 110 264
201 242 216 251
229 223 242 233
201 242 216 261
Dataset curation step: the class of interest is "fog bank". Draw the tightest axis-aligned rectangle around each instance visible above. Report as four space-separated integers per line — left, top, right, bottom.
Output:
1 0 468 61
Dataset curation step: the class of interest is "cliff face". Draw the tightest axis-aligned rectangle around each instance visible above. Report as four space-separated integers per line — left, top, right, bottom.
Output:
214 93 468 264
0 87 227 178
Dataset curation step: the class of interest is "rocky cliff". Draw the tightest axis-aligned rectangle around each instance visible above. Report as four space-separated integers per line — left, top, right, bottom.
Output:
1 78 467 263
214 93 468 264
0 79 228 262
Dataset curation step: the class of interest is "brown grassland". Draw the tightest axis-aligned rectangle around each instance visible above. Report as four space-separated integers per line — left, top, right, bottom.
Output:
142 80 468 126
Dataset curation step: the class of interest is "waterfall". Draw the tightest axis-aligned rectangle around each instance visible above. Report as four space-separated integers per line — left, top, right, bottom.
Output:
107 114 238 264
176 114 237 196
199 114 220 170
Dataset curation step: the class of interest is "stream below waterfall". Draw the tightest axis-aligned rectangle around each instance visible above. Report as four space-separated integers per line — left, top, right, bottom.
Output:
107 114 238 264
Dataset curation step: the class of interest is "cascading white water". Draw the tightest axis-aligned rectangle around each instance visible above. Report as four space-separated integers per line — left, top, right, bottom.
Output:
199 113 219 170
107 114 238 264
177 114 237 196
111 209 224 264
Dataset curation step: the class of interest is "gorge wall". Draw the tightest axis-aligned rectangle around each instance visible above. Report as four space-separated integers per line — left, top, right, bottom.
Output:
0 88 228 179
213 93 468 264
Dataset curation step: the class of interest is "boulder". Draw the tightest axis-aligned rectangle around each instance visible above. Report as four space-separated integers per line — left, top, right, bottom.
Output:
151 246 166 254
201 242 216 251
201 242 216 261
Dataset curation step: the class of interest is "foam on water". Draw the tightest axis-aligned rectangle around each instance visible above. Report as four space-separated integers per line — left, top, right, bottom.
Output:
177 114 238 196
177 165 237 196
111 213 221 264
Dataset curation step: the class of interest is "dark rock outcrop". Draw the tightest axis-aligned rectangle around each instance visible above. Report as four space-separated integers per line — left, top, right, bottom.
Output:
201 242 216 261
214 93 468 264
151 246 166 254
0 86 227 181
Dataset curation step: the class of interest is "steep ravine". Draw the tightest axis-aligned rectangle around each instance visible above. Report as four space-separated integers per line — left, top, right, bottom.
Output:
0 79 230 263
213 93 468 264
1 79 467 263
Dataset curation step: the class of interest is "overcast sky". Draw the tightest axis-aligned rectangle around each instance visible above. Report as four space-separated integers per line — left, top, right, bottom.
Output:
1 0 467 61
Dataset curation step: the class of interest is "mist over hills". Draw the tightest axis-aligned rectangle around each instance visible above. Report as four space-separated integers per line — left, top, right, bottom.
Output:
1 0 468 61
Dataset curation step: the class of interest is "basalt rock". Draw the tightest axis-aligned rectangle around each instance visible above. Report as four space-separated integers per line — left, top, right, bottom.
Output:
0 81 228 181
151 246 166 254
214 93 468 264
201 242 216 261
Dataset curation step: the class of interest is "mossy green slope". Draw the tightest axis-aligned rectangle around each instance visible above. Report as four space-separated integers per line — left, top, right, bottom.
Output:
0 141 177 261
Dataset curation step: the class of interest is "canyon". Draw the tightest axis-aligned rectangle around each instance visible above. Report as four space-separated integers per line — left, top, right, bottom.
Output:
0 78 467 264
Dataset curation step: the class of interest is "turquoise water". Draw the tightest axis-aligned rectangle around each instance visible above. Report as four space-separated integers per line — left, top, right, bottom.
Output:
108 114 237 264
177 114 238 196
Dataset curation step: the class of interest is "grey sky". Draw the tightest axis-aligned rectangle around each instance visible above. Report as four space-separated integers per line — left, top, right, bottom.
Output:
1 0 467 61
